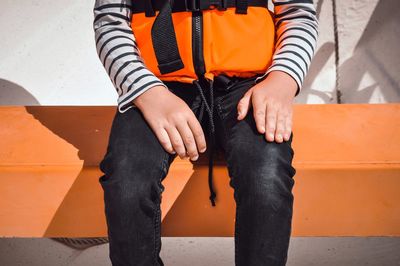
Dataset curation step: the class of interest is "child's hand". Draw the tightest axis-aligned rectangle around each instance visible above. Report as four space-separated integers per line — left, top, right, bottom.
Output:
236 71 298 143
133 85 207 161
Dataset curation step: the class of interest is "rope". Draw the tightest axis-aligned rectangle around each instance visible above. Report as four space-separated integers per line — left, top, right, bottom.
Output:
332 0 342 103
52 237 109 250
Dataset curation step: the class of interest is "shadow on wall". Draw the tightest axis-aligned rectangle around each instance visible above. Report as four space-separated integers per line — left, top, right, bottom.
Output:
0 79 39 105
339 0 400 102
299 0 400 103
302 42 336 103
299 0 336 103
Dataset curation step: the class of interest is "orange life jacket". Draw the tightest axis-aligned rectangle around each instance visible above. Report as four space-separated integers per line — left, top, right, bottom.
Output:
130 0 275 83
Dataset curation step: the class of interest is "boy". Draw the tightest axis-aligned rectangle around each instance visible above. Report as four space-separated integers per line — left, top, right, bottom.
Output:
93 0 318 265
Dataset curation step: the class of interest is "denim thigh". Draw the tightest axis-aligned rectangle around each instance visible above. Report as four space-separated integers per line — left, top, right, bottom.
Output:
98 106 176 266
213 77 297 266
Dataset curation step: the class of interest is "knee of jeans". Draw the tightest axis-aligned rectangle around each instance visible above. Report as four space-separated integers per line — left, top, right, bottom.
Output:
99 145 168 185
231 152 295 213
230 142 295 183
229 135 295 168
242 170 294 201
103 178 162 217
99 150 167 218
235 180 293 220
121 180 160 204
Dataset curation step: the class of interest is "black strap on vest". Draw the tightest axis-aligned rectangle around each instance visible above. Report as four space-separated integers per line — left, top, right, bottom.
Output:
147 0 267 75
151 0 185 74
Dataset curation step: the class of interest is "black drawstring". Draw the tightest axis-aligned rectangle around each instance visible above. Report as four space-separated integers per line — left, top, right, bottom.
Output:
193 78 217 207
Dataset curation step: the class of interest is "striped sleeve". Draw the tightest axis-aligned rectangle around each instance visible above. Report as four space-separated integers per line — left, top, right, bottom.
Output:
92 0 168 113
256 0 319 96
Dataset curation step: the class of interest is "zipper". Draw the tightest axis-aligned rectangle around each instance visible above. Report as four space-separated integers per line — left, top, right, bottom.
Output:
192 10 206 77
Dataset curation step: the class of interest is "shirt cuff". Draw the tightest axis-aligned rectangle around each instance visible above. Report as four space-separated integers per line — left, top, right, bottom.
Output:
117 80 168 113
255 65 302 97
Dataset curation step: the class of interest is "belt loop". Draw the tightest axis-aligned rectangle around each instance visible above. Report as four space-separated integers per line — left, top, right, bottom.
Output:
214 74 238 92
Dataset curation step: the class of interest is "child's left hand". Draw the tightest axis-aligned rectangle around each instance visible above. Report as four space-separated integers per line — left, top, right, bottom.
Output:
236 71 298 143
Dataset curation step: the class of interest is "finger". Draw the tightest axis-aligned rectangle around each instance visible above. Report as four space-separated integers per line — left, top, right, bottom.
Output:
175 120 199 161
165 126 187 159
265 103 278 142
275 110 286 143
187 116 207 154
155 127 175 154
283 111 293 141
252 96 267 134
237 89 252 120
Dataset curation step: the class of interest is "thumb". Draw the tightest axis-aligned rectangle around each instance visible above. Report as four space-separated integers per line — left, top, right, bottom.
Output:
237 88 253 120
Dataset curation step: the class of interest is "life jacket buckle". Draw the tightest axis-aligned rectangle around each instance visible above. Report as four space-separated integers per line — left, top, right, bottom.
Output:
186 0 228 12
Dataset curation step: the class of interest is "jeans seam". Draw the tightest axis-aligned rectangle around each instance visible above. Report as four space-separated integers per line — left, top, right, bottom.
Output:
154 152 169 266
216 97 241 265
235 201 240 266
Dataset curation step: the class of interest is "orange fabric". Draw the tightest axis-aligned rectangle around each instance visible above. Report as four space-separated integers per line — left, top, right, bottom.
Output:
130 7 275 83
203 7 275 79
131 11 197 83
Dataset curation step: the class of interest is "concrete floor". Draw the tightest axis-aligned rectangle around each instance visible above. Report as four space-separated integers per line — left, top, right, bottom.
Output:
0 237 399 266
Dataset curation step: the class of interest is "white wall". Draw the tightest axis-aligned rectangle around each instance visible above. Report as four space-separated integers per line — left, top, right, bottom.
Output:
0 0 115 105
0 0 399 106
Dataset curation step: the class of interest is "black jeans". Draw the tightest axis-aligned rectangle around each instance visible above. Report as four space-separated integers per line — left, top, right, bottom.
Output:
99 75 296 266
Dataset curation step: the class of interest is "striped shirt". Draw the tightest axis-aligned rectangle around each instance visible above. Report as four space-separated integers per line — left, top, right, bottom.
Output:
92 0 319 113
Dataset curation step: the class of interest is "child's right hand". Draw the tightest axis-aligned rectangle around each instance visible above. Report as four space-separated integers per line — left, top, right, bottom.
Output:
133 85 207 161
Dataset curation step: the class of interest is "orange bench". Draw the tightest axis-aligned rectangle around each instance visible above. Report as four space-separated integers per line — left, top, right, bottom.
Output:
0 104 399 237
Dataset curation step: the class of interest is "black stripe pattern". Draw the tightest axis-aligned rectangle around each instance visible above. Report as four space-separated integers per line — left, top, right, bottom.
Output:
255 0 319 96
92 0 167 113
